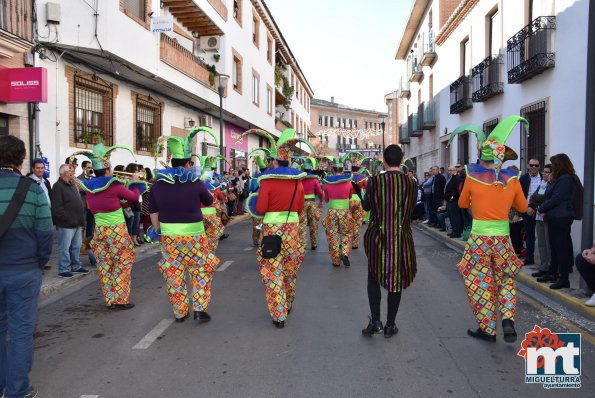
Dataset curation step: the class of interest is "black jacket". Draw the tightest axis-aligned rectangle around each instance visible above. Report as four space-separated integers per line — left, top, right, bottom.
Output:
444 174 461 202
520 172 542 198
50 178 85 228
538 174 576 220
432 173 446 201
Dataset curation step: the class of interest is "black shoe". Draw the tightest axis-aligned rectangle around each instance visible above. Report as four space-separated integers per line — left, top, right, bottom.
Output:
384 324 398 338
536 274 557 283
439 228 447 232
273 320 285 328
352 246 359 250
524 258 534 266
22 386 38 398
467 328 496 342
311 246 317 250
341 254 350 267
362 318 383 336
502 319 517 343
194 311 211 322
72 267 90 274
253 241 260 246
550 280 570 289
219 233 229 240
112 303 135 310
175 314 189 323
531 270 547 277
58 272 74 278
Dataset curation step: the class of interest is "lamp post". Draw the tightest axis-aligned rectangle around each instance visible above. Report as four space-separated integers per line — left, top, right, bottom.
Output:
379 114 386 157
217 73 230 172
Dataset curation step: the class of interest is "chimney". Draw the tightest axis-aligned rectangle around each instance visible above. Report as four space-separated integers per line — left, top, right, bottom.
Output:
331 96 334 103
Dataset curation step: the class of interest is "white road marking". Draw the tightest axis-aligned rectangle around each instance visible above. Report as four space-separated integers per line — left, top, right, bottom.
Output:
80 395 99 398
244 247 252 251
216 260 234 272
132 319 174 350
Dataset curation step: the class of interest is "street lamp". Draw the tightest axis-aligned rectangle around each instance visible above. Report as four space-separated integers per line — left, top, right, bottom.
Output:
379 114 386 156
217 73 230 172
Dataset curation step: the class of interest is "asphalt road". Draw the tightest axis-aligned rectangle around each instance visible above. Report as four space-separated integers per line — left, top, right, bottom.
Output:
30 219 594 398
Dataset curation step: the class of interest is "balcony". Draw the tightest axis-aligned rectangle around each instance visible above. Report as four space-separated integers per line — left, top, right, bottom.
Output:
160 34 214 90
472 55 504 102
409 63 424 83
420 101 436 129
507 16 556 84
409 113 422 137
399 77 411 99
450 75 473 114
399 123 410 144
420 31 437 67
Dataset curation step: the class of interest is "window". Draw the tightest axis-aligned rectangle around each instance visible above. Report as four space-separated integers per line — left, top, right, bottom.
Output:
74 74 113 146
266 85 273 115
487 9 500 55
232 51 243 94
135 96 161 152
482 118 499 135
330 116 333 127
318 115 322 125
252 13 260 47
251 70 260 106
461 37 471 76
233 0 242 25
121 0 149 27
267 35 273 64
521 101 547 170
0 114 8 136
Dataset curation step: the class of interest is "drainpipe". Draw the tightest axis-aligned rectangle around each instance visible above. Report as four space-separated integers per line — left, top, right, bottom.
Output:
583 0 595 253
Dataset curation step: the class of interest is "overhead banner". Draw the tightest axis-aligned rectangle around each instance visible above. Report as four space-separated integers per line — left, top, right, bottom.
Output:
0 67 48 103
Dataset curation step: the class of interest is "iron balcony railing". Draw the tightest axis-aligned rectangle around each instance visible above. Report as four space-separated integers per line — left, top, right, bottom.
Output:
409 61 424 83
399 123 410 144
507 16 556 84
399 77 411 98
421 101 436 128
472 55 504 102
409 113 422 137
450 75 473 114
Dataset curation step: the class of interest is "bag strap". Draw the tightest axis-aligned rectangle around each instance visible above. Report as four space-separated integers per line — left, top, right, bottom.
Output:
0 176 34 239
285 180 299 223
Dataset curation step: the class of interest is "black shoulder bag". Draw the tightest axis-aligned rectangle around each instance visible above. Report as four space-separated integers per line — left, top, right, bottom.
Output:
0 177 33 239
261 180 298 259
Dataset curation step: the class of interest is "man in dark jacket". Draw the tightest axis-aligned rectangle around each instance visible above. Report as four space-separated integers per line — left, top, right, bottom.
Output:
51 164 88 278
444 165 462 238
519 159 542 265
0 135 53 398
430 165 446 228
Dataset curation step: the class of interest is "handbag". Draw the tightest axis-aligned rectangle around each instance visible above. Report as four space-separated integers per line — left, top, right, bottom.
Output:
261 180 298 259
0 177 33 239
227 190 237 202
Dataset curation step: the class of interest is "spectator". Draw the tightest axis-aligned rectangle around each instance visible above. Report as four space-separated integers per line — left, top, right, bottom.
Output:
529 164 552 278
0 135 53 398
51 164 89 278
420 171 432 223
440 166 448 180
429 165 446 228
28 158 52 208
576 245 595 306
236 170 245 215
227 179 238 216
123 163 141 245
536 154 582 289
520 158 542 265
77 160 95 254
139 168 154 243
65 156 78 173
444 165 462 238
507 165 523 254
457 163 472 238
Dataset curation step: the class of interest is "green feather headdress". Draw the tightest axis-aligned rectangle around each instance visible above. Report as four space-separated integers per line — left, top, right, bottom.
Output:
166 126 219 161
69 143 136 171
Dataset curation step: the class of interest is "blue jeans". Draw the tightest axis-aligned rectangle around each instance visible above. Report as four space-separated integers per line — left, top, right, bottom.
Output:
0 268 42 398
58 227 82 274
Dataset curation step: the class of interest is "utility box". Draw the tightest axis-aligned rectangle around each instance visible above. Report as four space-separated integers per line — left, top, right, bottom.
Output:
46 2 61 24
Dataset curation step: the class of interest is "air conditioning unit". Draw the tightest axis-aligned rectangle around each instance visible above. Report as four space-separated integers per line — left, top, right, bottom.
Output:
199 36 220 51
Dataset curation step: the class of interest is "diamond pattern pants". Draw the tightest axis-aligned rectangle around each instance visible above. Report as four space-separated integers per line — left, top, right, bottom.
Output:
203 213 224 251
90 223 135 306
304 200 321 248
157 234 220 319
349 200 366 248
322 209 353 265
256 223 301 322
457 234 522 335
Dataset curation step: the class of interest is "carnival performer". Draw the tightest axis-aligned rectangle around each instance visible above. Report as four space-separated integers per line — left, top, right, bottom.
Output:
344 152 367 249
149 127 221 322
200 156 226 251
322 157 355 267
361 145 417 337
301 158 323 250
248 152 269 246
244 128 314 328
74 144 147 310
450 116 529 343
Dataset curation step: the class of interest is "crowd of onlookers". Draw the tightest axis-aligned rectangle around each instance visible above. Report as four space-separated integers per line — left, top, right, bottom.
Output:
410 156 594 307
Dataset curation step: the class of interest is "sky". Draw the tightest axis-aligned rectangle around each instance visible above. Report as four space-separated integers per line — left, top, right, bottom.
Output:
265 0 415 113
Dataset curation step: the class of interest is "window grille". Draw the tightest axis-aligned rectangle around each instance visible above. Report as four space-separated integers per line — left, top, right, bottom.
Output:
74 74 113 146
135 97 160 152
520 101 547 170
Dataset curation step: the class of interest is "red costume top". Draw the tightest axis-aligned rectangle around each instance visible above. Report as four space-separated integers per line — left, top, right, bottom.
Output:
302 178 323 199
256 179 305 214
323 181 354 202
86 182 140 214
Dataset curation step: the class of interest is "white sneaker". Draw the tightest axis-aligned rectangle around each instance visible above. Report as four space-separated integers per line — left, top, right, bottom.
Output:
422 220 429 224
585 294 595 307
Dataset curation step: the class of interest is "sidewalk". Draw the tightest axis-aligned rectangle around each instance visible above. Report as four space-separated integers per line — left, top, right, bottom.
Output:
40 213 250 304
415 221 595 322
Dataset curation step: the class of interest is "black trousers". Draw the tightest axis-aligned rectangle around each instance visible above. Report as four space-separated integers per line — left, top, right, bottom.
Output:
547 217 574 281
575 253 595 292
367 271 402 326
446 200 462 236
